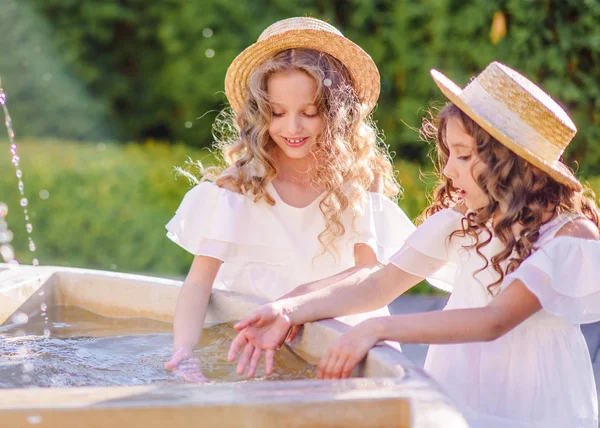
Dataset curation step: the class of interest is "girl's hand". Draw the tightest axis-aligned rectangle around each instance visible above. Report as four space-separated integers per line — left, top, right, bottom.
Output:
228 303 292 376
317 319 380 379
165 347 208 383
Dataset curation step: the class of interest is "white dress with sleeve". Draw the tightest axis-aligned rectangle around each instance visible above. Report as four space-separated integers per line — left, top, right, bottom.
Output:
166 181 416 325
390 208 600 428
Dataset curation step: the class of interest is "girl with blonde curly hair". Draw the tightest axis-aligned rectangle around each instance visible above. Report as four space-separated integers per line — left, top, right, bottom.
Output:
163 17 415 381
230 62 600 427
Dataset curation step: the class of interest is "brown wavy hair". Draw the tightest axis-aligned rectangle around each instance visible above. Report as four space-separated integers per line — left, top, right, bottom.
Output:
421 103 600 295
180 48 399 259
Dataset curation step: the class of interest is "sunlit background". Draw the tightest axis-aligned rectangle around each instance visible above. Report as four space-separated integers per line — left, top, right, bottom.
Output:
1 0 599 293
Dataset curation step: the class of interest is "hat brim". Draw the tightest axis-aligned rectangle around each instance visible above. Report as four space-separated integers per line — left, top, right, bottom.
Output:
430 69 582 191
225 30 380 113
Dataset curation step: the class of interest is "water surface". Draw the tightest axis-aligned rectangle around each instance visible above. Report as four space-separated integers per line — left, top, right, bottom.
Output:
0 305 315 388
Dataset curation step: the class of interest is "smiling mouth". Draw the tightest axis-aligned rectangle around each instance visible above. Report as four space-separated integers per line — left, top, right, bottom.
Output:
283 137 308 147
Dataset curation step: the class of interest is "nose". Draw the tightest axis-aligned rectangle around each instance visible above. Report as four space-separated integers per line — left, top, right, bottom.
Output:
442 158 456 181
285 114 303 135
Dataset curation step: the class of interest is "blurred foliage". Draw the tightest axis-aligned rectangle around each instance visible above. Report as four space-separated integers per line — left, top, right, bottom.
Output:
0 0 115 141
0 139 456 292
1 140 599 292
0 0 598 175
0 139 211 277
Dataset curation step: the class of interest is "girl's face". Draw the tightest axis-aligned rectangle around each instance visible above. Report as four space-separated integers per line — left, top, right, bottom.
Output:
442 118 487 210
267 70 325 160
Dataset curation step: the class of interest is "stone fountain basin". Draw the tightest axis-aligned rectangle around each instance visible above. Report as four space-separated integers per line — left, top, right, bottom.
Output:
0 265 467 427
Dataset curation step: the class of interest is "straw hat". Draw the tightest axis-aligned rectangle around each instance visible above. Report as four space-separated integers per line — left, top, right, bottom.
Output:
431 61 581 190
225 17 380 114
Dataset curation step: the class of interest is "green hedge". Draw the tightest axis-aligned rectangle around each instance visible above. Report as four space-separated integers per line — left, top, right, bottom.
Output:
0 139 446 291
4 140 597 293
2 1 599 174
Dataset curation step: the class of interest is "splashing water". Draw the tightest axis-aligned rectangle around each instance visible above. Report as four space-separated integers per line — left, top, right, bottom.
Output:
0 76 39 264
0 76 47 382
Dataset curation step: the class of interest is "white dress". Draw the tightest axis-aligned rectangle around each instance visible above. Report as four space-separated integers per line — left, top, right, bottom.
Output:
166 181 416 325
391 208 600 428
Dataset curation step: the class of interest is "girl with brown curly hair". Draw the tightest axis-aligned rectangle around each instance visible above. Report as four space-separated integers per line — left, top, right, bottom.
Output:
163 17 415 382
230 62 600 427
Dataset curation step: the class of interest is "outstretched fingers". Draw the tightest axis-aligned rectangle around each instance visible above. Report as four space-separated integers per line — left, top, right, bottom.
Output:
236 342 255 375
228 331 248 362
265 349 275 376
247 347 263 379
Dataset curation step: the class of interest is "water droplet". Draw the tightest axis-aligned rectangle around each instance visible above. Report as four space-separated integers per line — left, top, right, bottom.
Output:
39 190 49 200
205 49 215 58
185 121 193 128
0 91 6 106
8 259 19 268
25 215 29 220
26 415 42 425
202 28 213 38
20 198 28 207
29 241 36 252
324 78 332 87
38 290 44 296
0 244 15 262
0 230 14 244
23 362 34 373
0 203 7 217
40 303 47 312
110 264 117 270
43 329 50 338
0 220 7 232
11 312 28 325
10 144 17 155
32 258 40 267
18 181 24 192
11 155 20 166
16 169 22 178
26 223 33 233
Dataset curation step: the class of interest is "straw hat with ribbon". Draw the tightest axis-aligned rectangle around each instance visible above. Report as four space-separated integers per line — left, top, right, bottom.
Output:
225 17 380 114
431 61 581 191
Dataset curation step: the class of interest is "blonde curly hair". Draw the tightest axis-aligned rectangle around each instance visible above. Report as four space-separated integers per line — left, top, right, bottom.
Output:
421 103 600 295
182 48 399 259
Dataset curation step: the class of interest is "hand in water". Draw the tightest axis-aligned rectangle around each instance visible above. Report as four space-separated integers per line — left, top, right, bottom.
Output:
228 303 293 378
317 319 378 379
165 347 208 383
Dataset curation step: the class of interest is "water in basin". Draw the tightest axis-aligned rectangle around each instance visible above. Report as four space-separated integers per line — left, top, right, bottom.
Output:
0 305 316 388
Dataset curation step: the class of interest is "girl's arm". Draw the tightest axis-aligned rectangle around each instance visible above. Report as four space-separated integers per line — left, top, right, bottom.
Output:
317 279 541 379
281 262 423 325
277 243 382 300
228 262 424 372
164 255 222 379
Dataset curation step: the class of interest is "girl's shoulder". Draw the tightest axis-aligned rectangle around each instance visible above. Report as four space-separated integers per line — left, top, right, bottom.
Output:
538 212 599 246
554 217 600 240
502 214 600 324
215 165 244 195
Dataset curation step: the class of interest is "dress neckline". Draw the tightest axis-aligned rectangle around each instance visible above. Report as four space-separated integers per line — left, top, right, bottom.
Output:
267 181 325 210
